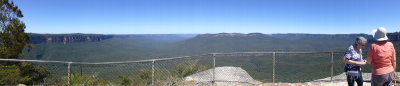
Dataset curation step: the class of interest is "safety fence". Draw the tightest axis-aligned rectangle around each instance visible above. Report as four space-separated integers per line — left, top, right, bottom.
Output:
0 51 353 86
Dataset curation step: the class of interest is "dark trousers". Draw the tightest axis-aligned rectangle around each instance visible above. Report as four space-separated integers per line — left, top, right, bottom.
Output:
347 71 363 86
371 72 394 86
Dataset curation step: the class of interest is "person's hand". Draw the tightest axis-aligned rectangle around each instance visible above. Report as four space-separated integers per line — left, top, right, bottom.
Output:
358 60 367 66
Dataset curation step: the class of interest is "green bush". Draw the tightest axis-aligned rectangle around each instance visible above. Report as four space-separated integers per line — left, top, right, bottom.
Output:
0 62 48 85
117 59 211 86
118 76 131 86
131 69 153 86
0 65 30 85
169 59 212 78
70 73 111 86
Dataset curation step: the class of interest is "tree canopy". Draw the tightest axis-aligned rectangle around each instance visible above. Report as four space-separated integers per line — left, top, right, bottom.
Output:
0 0 48 85
0 0 27 59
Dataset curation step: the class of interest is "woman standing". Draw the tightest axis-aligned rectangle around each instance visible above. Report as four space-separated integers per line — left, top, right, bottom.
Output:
367 27 396 86
343 37 368 86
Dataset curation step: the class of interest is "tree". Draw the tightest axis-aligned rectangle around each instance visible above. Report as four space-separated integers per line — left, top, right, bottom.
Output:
0 0 48 85
0 0 27 60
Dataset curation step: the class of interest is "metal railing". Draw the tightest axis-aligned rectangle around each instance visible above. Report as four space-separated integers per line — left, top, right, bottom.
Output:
0 51 344 86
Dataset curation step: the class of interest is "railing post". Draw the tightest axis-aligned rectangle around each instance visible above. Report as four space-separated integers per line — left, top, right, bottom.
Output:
212 53 216 85
151 60 155 86
80 64 82 75
331 52 334 81
67 62 72 86
273 52 275 84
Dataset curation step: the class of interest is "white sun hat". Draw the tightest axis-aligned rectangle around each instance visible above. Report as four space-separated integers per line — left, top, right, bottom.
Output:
372 27 389 41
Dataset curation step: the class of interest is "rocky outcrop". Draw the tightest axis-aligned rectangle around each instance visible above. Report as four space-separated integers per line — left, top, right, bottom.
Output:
185 66 262 85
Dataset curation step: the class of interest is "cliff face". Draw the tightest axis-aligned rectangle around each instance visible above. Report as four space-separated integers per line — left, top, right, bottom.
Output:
28 33 113 44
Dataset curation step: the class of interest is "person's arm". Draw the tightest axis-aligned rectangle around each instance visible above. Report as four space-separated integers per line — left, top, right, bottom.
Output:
392 53 396 71
367 45 374 64
343 46 366 65
343 58 366 66
367 56 372 64
392 53 396 81
391 43 396 81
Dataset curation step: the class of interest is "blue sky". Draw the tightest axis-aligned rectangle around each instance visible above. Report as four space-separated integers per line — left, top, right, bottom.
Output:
13 0 400 34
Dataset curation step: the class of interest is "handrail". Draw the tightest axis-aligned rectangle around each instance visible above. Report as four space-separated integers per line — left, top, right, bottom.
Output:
210 51 344 55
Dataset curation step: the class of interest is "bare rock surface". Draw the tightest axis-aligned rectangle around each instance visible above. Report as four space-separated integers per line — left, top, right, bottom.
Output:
185 66 262 85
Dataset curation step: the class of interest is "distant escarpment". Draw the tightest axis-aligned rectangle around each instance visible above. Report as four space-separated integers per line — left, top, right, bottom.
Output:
194 33 376 40
28 33 113 44
271 32 400 42
387 32 400 42
196 33 266 38
270 33 373 40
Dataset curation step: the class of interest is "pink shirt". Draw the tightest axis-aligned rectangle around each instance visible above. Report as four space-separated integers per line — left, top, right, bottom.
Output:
368 41 396 75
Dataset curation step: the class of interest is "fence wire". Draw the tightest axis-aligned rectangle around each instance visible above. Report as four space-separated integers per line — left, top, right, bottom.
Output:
214 53 273 85
275 53 333 82
1 52 350 86
33 62 68 85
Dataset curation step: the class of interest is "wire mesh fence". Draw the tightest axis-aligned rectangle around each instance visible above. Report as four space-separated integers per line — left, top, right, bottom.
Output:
214 53 273 83
1 51 351 86
275 53 333 82
72 62 153 85
33 62 69 85
152 55 213 86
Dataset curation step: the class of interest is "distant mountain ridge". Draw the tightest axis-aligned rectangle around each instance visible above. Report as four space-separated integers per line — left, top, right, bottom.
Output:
270 33 373 40
197 33 265 38
27 32 400 45
193 33 377 41
387 32 400 42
